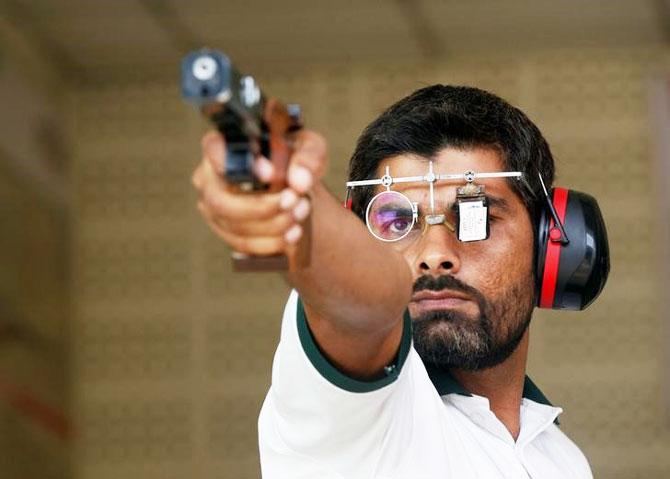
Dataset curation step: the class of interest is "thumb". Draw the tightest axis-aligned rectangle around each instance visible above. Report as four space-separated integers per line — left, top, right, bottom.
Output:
287 130 328 195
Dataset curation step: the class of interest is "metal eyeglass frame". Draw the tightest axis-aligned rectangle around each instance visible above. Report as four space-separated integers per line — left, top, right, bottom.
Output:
344 161 525 242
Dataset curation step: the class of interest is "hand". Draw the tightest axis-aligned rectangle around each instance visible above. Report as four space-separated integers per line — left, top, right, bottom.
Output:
191 129 328 256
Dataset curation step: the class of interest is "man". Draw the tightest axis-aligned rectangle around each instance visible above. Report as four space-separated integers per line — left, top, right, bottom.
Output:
192 85 593 478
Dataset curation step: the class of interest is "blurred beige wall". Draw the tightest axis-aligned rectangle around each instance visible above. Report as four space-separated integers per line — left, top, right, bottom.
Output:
67 47 670 479
0 13 71 479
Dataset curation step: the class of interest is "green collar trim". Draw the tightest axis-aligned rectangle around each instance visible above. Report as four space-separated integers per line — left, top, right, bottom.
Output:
296 298 412 393
425 365 559 424
424 364 473 397
522 376 554 407
425 365 554 406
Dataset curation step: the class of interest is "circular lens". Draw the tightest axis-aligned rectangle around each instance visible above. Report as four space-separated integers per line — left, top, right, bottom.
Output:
366 191 416 242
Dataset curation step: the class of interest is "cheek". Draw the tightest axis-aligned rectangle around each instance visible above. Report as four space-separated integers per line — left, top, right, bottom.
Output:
466 218 535 294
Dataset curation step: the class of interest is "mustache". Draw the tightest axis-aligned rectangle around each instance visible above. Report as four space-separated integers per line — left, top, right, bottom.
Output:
412 275 486 305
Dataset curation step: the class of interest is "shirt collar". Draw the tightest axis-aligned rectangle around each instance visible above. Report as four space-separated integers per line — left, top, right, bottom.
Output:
425 363 557 409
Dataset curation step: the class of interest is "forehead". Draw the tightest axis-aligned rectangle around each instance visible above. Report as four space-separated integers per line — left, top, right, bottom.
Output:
375 146 518 202
377 146 503 177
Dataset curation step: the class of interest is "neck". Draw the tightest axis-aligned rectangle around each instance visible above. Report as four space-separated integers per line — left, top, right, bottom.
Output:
450 328 530 441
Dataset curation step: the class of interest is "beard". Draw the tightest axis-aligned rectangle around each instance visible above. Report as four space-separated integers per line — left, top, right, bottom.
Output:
411 274 534 371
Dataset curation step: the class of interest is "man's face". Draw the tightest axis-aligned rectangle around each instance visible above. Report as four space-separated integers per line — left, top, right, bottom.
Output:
376 147 535 371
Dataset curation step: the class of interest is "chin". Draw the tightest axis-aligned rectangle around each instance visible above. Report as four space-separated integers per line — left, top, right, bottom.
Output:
411 309 530 371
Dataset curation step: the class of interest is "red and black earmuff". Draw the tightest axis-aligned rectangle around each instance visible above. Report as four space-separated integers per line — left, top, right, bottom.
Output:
535 180 610 310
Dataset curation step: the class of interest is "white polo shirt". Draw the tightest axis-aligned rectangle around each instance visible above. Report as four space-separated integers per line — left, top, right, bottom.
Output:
258 291 593 478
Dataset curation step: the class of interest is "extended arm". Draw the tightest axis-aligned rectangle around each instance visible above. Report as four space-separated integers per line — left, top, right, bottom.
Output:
192 130 412 379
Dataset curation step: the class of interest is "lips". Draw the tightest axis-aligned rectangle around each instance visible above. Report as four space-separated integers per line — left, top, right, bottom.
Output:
411 289 474 313
412 290 472 302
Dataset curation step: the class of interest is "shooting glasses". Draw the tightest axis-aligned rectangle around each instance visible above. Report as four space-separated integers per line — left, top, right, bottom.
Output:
344 162 526 244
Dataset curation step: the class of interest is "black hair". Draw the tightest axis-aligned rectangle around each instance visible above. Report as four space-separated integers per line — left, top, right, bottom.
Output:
347 85 555 225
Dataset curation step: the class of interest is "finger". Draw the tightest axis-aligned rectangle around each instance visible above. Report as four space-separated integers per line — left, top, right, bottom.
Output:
200 156 228 190
191 161 206 190
292 197 311 222
201 191 309 237
200 161 283 220
202 130 226 174
287 163 313 194
253 156 275 184
215 228 287 256
279 188 299 211
221 210 296 237
198 201 303 250
211 195 310 236
288 130 328 194
284 224 303 245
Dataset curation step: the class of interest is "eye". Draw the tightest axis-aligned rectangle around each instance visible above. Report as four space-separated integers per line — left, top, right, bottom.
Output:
389 218 412 234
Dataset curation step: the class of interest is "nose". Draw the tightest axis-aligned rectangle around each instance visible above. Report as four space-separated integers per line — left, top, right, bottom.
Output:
412 224 461 275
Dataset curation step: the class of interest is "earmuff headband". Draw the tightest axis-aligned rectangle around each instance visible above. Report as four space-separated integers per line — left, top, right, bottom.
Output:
539 187 569 308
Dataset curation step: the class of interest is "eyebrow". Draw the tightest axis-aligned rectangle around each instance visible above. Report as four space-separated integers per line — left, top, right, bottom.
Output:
485 195 512 213
376 204 414 214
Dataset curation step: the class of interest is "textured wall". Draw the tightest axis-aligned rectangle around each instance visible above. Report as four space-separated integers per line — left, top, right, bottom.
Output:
0 160 70 479
0 18 71 479
71 47 670 478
